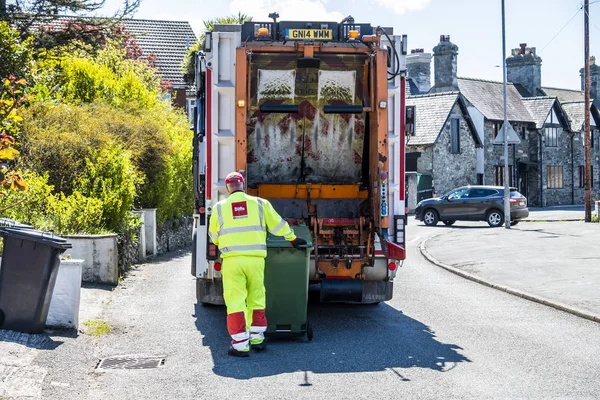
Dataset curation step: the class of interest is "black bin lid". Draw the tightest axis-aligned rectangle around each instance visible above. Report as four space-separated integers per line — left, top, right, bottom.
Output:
0 227 72 249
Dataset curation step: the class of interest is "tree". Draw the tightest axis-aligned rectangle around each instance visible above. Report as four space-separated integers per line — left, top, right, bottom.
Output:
182 12 252 84
1 0 140 51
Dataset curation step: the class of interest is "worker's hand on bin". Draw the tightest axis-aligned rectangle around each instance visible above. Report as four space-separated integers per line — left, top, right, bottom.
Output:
290 237 307 249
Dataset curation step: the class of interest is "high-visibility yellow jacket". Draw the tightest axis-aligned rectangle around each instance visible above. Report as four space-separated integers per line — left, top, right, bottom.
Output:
208 191 297 258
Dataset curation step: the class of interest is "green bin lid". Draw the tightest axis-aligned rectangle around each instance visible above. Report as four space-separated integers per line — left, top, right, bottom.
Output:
266 225 313 248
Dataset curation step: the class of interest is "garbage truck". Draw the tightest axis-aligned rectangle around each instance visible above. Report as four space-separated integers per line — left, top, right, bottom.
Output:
191 15 408 304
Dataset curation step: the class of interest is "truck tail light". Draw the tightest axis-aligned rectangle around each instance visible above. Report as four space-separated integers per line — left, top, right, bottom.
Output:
214 262 222 271
388 262 397 271
208 244 217 257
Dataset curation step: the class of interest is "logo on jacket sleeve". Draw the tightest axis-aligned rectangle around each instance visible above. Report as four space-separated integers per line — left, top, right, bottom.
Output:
231 201 248 219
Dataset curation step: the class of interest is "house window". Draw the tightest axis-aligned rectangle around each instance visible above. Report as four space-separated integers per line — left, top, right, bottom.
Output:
547 166 563 189
450 118 460 154
578 165 595 188
521 126 527 140
494 166 513 186
493 122 502 139
406 106 416 136
544 127 558 147
186 98 196 129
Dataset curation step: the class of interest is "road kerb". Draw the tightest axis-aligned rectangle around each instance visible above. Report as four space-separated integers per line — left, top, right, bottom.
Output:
522 219 584 222
419 236 600 325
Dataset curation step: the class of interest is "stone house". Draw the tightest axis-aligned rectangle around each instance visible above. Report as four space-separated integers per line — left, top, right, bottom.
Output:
457 77 536 198
405 92 481 203
521 96 572 206
507 45 600 205
405 36 600 207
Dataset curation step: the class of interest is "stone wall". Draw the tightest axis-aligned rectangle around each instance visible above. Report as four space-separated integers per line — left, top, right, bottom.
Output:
415 145 433 175
157 216 193 254
540 127 574 206
117 230 140 276
406 172 418 212
431 103 478 196
572 130 600 204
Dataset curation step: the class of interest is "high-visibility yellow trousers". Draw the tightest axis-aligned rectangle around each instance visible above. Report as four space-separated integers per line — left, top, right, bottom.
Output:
221 256 267 351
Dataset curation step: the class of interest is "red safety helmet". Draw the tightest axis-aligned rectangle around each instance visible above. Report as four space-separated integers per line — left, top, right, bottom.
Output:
225 172 245 185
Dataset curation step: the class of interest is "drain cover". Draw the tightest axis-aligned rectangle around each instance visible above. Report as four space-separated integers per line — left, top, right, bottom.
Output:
96 356 165 370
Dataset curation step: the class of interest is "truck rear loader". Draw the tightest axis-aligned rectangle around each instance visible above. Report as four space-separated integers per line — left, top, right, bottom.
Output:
191 15 408 305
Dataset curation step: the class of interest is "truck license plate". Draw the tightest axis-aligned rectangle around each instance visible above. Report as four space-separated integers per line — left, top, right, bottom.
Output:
285 29 333 40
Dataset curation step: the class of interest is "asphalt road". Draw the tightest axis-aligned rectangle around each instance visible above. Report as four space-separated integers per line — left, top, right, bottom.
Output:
15 220 600 399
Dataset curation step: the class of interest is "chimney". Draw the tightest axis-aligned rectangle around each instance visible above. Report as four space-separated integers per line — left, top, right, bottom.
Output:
506 43 542 96
580 56 600 109
406 48 432 94
430 35 459 93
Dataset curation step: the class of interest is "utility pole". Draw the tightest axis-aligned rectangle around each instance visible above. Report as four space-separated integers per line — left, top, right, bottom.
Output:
584 0 592 222
501 0 511 229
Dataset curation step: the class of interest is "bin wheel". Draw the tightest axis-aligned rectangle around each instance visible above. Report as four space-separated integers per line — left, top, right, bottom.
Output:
0 309 4 327
307 321 313 341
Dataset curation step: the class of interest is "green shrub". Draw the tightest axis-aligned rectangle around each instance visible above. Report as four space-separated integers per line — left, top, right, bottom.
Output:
20 102 192 227
76 146 140 232
56 42 161 109
46 191 105 234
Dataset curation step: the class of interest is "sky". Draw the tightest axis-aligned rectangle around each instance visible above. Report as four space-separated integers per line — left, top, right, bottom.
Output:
98 0 600 90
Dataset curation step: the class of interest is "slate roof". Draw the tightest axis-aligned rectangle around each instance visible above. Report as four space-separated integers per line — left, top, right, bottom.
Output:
540 87 585 103
457 77 534 123
561 101 587 132
28 16 197 88
120 19 197 88
406 92 459 145
522 97 556 129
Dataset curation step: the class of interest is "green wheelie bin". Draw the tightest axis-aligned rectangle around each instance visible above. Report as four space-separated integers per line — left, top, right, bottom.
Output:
264 225 313 341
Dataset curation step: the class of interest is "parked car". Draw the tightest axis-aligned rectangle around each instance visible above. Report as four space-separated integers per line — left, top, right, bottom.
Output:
414 185 529 227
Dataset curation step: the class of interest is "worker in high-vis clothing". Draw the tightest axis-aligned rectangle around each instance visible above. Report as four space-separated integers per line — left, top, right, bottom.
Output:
209 171 307 357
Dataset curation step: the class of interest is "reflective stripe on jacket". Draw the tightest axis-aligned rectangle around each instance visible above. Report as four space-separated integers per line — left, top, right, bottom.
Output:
208 191 297 258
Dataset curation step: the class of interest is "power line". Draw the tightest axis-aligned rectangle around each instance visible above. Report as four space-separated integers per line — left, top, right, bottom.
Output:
583 6 600 32
539 8 582 54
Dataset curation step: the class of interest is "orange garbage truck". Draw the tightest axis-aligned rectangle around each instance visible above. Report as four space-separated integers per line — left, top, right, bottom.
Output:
191 15 408 305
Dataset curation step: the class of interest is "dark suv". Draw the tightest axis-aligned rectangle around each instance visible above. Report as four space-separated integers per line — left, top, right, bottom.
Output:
415 185 529 227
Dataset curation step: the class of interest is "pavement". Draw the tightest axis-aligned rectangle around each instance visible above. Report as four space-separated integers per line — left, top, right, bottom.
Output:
419 206 600 322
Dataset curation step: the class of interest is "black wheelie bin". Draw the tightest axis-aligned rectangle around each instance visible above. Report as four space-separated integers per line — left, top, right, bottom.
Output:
264 225 314 341
0 228 72 333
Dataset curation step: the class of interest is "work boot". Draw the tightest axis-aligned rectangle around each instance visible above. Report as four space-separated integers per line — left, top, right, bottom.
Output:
228 347 250 358
251 342 266 351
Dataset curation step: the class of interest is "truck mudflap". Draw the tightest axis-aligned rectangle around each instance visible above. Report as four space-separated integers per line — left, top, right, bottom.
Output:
320 279 393 304
196 279 225 306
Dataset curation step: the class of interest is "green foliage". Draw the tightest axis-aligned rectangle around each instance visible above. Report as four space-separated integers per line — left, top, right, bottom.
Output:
1 22 192 234
20 100 192 228
0 21 34 81
46 191 105 234
76 146 140 231
57 43 162 108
